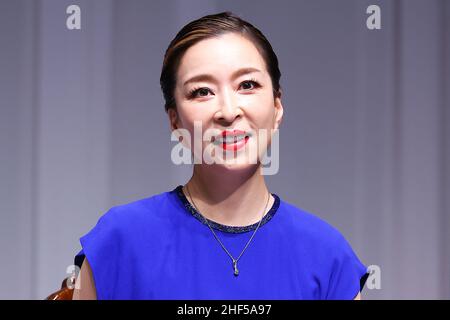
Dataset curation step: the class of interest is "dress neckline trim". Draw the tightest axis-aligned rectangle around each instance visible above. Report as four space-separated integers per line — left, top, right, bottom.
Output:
173 185 280 234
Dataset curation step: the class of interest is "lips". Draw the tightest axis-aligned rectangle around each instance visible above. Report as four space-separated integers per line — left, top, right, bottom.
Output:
213 129 251 151
222 129 247 137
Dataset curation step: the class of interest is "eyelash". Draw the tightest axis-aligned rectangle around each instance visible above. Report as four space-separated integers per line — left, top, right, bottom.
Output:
188 78 261 99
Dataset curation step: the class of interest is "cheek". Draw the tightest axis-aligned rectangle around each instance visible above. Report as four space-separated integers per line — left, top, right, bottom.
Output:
245 102 276 128
177 104 209 128
175 105 216 148
241 89 276 122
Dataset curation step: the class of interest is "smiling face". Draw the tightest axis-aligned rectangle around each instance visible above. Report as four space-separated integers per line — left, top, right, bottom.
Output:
169 32 283 171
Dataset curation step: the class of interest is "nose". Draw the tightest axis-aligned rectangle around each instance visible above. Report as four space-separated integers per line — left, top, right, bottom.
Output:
213 88 242 124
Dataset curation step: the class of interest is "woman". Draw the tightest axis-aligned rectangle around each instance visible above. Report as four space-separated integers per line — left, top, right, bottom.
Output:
73 11 369 300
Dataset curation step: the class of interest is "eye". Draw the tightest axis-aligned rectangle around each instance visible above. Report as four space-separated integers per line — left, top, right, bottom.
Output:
239 79 261 91
188 87 213 99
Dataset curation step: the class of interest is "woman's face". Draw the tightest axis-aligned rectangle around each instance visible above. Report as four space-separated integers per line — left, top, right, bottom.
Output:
169 32 283 170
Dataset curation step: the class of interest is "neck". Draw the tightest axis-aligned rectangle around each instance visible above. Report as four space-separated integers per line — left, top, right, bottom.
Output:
184 163 273 227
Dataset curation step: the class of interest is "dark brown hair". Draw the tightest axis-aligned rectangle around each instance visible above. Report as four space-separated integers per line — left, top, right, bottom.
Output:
160 11 282 113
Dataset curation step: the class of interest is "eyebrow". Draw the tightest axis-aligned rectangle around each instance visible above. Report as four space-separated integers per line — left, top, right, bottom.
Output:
182 67 262 87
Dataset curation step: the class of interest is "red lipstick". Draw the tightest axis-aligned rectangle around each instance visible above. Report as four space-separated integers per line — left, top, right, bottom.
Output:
217 129 250 152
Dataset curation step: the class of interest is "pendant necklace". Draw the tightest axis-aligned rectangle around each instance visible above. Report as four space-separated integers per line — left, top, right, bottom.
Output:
185 184 270 277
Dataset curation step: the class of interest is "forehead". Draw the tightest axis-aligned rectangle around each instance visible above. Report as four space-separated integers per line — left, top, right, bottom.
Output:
176 33 267 83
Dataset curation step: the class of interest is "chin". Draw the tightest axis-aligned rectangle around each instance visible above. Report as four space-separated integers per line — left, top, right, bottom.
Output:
213 159 260 172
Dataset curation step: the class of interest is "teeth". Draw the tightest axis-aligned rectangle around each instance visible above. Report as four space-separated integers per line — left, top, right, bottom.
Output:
216 134 247 144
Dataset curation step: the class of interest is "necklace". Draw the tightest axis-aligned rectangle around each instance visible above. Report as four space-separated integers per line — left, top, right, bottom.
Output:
185 184 270 277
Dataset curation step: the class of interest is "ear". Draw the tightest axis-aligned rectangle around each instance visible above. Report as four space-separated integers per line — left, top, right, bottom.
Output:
168 108 179 131
273 91 284 130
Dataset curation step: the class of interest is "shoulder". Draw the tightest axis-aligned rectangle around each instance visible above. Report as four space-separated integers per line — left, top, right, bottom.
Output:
278 199 350 251
278 199 368 299
80 189 176 260
93 189 175 234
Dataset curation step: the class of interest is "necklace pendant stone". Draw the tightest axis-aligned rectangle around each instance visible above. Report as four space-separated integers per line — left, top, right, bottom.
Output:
232 260 239 276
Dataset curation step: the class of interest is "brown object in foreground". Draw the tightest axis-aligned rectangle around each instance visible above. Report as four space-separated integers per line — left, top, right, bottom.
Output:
45 277 75 300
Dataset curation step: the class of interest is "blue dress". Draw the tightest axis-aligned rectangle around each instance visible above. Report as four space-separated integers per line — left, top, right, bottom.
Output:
74 185 369 300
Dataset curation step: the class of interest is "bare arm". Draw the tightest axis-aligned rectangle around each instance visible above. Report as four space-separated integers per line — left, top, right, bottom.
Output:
72 258 97 300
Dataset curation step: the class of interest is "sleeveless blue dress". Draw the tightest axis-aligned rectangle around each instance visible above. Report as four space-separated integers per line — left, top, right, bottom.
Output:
74 185 369 299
